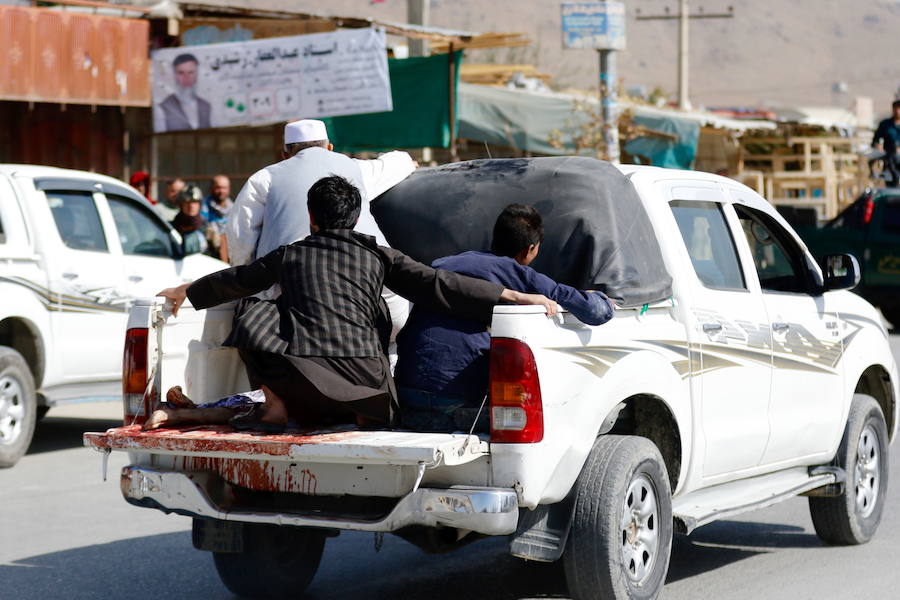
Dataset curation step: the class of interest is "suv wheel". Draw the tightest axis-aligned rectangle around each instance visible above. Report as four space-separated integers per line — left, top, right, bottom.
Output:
564 435 673 600
0 347 37 468
809 393 889 545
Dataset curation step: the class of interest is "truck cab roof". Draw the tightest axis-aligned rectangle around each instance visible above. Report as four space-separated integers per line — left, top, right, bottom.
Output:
0 163 147 205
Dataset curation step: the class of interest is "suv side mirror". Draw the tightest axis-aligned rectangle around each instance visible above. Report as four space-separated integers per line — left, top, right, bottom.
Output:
821 253 860 291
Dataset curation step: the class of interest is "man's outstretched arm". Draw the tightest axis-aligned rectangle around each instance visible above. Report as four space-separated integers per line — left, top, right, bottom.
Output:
379 247 557 323
354 151 417 200
158 246 284 314
515 266 616 326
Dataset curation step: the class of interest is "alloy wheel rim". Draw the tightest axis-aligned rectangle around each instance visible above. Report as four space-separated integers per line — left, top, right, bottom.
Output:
855 424 880 518
620 473 660 586
0 375 24 446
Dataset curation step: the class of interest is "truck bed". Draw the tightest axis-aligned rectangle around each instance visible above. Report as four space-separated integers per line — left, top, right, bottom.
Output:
83 425 516 536
84 425 489 467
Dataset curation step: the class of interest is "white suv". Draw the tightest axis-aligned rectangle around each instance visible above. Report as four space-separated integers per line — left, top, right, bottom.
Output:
0 164 225 466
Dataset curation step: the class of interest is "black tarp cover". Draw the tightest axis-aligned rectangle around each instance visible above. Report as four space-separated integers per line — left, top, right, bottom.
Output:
372 157 673 307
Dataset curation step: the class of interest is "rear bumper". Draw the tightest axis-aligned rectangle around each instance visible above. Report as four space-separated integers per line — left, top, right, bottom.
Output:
121 466 519 536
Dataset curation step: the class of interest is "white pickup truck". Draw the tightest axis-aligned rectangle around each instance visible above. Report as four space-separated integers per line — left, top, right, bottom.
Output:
85 160 897 600
0 164 225 467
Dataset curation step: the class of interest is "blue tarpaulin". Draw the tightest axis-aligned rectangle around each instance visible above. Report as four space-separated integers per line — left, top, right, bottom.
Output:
623 111 699 169
458 83 700 169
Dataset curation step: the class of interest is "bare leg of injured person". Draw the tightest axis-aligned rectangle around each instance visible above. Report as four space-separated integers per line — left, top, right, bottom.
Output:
143 385 288 431
143 405 235 430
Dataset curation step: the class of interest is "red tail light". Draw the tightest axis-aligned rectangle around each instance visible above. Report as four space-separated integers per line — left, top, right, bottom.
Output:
863 195 875 224
123 327 149 425
489 338 543 443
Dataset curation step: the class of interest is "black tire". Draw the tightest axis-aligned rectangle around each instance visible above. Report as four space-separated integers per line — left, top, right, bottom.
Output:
564 435 673 600
213 523 326 599
0 347 37 468
809 393 889 545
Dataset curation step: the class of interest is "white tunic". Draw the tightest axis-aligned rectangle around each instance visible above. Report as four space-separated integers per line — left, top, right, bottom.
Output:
227 147 415 267
225 147 415 348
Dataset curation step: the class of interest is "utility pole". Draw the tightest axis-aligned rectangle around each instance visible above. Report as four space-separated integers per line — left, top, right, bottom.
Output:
406 0 429 57
678 0 689 110
561 2 626 163
407 0 434 161
598 49 619 163
635 3 734 110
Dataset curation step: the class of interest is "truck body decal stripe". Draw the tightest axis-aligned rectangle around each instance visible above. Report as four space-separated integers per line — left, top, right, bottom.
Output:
0 275 129 314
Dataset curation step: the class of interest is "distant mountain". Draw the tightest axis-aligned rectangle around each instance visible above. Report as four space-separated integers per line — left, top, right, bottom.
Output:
179 0 900 115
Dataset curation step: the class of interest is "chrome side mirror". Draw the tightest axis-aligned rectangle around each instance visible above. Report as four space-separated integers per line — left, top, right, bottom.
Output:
822 253 861 291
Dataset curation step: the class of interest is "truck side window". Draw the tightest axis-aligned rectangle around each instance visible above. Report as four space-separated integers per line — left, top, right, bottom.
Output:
734 205 811 294
107 195 175 258
45 191 108 252
670 200 746 290
882 197 900 236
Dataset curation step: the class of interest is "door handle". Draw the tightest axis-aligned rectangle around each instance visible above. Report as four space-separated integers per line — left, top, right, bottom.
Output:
61 272 78 280
772 322 790 333
128 275 144 282
702 322 723 334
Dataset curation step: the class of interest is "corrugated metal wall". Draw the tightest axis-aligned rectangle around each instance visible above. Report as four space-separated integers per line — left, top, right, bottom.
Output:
0 6 150 107
0 102 154 178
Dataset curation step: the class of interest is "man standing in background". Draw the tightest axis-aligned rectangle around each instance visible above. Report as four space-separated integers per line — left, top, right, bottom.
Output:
156 178 186 221
873 100 900 187
170 184 208 255
203 174 233 261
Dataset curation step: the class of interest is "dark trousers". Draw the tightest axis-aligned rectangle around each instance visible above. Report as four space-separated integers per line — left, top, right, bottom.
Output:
233 295 397 427
239 349 396 427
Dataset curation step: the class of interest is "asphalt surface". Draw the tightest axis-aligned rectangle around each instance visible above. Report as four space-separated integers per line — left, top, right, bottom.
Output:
1 334 898 599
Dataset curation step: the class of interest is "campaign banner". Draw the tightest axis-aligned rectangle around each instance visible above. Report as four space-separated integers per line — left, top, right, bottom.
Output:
151 27 392 133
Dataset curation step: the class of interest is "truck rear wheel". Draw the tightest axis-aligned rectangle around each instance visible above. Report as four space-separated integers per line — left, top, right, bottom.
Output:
564 435 673 600
213 523 326 599
0 347 37 468
809 394 889 545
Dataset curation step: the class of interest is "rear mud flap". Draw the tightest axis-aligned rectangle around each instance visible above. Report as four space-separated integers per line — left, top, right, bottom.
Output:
193 518 245 553
509 489 576 562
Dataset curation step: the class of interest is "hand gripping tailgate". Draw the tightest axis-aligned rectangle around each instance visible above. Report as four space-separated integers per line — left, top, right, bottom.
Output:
84 426 489 468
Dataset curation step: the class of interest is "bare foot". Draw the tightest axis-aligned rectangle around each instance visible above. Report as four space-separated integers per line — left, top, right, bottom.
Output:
260 385 289 426
166 386 196 409
144 408 173 430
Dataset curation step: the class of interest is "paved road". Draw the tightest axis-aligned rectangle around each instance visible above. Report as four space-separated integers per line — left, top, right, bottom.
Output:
1 335 898 599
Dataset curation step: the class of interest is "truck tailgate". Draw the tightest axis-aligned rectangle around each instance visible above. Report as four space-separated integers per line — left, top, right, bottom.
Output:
84 425 489 467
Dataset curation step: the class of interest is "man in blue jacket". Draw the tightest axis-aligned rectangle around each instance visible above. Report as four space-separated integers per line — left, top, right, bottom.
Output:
395 204 616 432
873 100 900 187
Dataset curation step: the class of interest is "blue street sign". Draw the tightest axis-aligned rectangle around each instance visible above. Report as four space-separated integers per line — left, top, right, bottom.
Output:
561 2 626 50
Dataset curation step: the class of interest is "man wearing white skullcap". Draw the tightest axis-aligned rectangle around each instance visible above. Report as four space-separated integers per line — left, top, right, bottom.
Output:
225 119 416 368
228 119 415 268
